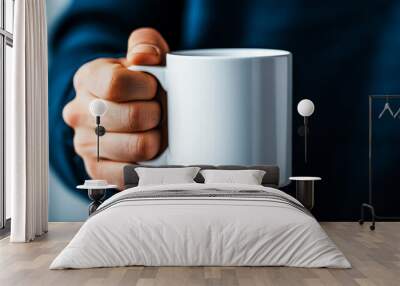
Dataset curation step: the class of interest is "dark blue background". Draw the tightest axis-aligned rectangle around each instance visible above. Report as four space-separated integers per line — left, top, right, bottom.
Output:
49 0 400 220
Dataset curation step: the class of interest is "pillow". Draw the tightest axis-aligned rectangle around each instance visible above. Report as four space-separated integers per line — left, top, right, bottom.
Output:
200 169 266 185
135 167 201 186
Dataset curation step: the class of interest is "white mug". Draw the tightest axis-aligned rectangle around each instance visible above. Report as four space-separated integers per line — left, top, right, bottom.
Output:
129 48 292 186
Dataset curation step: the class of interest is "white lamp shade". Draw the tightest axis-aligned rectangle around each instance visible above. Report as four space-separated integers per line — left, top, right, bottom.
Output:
297 99 315 117
89 99 108 117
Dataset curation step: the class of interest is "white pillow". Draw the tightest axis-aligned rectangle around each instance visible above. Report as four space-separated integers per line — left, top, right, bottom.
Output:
200 169 266 185
135 167 201 186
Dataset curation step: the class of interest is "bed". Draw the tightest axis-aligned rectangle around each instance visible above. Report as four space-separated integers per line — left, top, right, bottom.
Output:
50 165 350 269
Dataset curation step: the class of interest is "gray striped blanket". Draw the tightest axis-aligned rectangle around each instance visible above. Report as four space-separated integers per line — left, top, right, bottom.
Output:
92 189 309 217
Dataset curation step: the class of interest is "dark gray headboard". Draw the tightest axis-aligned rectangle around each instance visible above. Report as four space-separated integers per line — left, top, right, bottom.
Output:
123 165 279 189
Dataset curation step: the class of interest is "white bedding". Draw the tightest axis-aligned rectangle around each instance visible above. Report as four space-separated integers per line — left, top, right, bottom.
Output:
50 183 350 269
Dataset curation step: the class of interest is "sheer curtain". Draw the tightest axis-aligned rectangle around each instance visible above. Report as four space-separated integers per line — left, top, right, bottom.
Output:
9 0 48 242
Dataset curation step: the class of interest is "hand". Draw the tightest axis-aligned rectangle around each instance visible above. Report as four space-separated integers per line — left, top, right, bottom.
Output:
63 28 169 188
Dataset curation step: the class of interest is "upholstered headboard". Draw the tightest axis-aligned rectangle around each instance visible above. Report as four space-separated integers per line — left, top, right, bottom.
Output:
123 165 280 189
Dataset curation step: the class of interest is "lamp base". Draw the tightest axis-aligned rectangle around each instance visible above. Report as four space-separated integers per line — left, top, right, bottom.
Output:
87 189 106 215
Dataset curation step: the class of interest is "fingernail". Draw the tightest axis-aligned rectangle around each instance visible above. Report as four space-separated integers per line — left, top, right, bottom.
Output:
131 44 160 56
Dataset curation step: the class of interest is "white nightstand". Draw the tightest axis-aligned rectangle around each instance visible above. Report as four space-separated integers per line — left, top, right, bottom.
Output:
289 177 321 210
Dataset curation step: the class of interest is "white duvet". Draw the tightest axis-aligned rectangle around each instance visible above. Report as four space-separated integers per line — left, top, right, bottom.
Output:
50 183 350 269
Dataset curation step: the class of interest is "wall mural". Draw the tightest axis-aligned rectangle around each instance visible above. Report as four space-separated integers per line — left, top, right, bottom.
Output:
48 0 400 221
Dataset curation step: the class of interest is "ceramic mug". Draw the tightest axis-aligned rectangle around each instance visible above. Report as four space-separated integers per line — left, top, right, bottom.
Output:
128 48 292 186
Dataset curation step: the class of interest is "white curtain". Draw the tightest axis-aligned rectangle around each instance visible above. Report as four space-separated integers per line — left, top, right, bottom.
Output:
9 0 49 242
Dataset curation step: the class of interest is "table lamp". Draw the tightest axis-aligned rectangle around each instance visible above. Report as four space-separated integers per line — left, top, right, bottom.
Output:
297 99 315 164
89 99 108 161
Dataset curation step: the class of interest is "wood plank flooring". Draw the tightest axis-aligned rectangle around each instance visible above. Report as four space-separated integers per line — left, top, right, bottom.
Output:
0 222 399 286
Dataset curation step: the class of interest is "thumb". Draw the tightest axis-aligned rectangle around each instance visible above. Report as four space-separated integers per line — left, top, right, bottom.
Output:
126 28 169 66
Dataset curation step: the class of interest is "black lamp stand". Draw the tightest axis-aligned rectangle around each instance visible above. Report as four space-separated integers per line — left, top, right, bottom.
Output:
298 117 310 164
304 117 309 164
94 115 106 162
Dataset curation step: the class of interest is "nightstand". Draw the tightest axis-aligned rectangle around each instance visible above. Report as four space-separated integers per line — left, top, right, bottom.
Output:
77 180 117 215
289 177 321 210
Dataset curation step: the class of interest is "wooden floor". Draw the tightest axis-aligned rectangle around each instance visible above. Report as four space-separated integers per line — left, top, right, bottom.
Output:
0 222 399 286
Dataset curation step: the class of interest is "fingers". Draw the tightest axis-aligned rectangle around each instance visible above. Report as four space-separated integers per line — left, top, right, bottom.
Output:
126 27 169 66
64 28 170 188
74 58 158 102
73 128 161 163
63 91 161 132
84 159 126 189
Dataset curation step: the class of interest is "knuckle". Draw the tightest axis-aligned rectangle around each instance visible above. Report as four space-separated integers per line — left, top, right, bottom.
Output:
127 134 144 159
127 104 140 131
106 65 126 101
73 60 94 90
73 58 107 90
136 27 160 35
126 102 161 131
130 132 160 160
145 132 161 159
148 103 161 127
129 27 159 42
62 100 79 127
146 75 158 97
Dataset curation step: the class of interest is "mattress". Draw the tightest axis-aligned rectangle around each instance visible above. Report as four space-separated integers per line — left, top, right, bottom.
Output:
50 183 350 269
